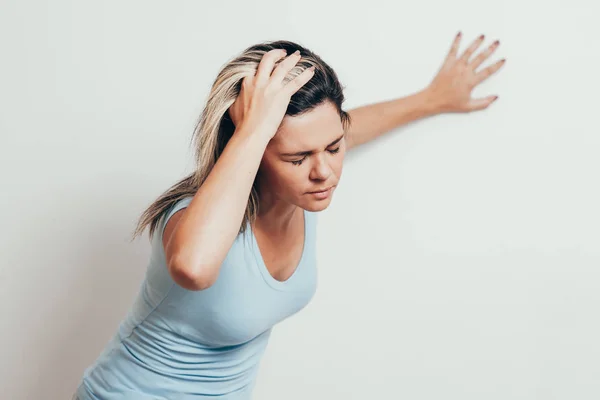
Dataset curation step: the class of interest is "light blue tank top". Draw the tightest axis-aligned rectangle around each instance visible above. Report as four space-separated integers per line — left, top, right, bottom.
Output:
75 196 318 399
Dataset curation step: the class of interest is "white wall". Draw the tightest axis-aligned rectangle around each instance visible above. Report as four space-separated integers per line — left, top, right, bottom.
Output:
2 0 599 399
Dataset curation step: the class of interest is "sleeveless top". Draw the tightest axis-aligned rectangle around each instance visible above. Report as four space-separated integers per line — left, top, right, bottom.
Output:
74 196 319 399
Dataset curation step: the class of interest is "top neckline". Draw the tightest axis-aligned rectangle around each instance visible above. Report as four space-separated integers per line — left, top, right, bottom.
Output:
249 208 307 291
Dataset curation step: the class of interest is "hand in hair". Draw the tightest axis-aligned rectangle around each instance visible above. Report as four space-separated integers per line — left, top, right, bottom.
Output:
228 48 316 139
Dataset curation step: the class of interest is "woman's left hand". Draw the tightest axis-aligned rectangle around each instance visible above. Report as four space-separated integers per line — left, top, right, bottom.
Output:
425 32 506 113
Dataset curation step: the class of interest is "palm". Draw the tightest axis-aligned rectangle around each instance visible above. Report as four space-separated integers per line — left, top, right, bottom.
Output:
427 32 506 113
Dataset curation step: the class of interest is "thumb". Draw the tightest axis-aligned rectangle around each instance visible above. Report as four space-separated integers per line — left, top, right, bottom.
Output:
468 95 498 111
469 96 498 111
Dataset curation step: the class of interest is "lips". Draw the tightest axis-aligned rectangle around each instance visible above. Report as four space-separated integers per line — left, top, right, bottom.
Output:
308 186 332 194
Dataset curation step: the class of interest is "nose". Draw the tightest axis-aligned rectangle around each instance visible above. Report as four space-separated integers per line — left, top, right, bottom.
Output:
309 152 332 181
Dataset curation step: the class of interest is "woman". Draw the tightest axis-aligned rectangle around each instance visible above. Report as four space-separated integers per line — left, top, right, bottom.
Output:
73 33 505 399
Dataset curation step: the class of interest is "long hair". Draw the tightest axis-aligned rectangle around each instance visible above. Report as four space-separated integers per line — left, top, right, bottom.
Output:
130 40 352 242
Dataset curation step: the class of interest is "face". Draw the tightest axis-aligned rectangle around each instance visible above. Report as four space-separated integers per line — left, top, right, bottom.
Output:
257 101 346 212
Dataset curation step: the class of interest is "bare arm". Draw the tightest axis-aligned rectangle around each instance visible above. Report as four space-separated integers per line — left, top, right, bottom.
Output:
164 127 271 290
162 48 315 291
345 32 505 151
345 89 440 151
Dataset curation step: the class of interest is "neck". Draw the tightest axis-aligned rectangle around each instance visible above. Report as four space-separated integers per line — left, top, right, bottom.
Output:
254 192 300 235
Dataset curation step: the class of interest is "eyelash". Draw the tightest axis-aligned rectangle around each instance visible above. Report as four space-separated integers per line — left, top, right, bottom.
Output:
291 147 341 166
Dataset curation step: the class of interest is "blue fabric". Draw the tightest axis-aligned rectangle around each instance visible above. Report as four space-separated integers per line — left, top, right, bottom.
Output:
74 196 318 399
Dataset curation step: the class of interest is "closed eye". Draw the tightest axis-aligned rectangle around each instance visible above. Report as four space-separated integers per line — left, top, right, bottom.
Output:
291 147 341 166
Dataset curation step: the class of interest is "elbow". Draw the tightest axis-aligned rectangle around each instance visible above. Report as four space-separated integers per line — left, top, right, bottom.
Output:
168 257 217 291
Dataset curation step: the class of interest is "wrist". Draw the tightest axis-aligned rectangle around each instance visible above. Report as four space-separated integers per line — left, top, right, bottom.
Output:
234 123 274 144
419 86 448 115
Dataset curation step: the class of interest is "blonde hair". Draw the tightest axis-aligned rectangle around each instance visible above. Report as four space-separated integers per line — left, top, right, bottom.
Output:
130 40 352 242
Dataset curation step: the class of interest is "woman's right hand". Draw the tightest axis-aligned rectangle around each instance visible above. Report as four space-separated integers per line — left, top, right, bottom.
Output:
228 49 315 140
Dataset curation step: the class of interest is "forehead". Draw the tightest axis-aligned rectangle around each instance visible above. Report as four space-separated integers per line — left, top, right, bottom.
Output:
271 102 344 150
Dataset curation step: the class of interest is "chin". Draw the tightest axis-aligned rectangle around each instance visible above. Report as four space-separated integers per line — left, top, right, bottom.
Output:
310 203 330 212
301 197 333 212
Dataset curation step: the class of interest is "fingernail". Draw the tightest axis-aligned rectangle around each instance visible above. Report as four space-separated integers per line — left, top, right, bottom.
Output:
293 50 300 56
493 96 499 101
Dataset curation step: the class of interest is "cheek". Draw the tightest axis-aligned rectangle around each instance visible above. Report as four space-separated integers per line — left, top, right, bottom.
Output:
333 152 345 176
258 159 289 188
272 164 306 192
289 168 309 192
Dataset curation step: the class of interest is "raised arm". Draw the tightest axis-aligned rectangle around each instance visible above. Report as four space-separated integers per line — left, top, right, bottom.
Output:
345 31 506 152
164 49 315 291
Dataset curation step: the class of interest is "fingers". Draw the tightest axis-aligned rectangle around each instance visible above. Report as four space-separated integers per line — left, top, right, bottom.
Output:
460 34 485 63
474 58 506 85
282 65 316 97
470 40 500 70
254 49 288 87
270 50 302 83
250 47 316 101
445 31 462 61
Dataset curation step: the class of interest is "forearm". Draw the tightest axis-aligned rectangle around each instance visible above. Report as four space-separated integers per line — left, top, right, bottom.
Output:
169 126 271 284
345 88 441 150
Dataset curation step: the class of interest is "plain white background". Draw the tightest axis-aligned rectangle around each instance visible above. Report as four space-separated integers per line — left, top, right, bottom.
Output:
1 0 599 399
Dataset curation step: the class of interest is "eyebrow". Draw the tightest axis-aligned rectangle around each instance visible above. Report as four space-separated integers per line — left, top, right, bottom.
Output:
280 133 345 157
